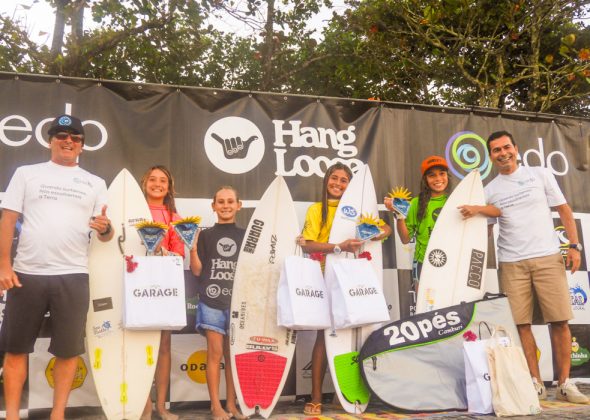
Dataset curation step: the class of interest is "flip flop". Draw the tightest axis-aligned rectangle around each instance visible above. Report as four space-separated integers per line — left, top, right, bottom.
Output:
303 402 322 416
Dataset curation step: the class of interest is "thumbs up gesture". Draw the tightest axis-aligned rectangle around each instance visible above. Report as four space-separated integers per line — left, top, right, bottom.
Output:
90 205 113 239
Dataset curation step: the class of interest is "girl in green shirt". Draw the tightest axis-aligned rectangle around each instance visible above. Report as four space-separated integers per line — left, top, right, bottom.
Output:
386 156 451 285
385 156 500 289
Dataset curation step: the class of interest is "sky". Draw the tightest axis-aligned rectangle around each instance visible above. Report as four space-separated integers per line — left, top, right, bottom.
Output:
0 0 348 47
1 1 55 45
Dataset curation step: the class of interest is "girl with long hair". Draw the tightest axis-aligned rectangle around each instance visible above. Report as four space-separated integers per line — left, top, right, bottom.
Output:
386 156 499 286
299 163 390 416
140 165 184 420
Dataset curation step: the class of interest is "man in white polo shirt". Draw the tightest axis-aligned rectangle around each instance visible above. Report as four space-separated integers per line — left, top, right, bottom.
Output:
485 130 587 403
0 114 113 420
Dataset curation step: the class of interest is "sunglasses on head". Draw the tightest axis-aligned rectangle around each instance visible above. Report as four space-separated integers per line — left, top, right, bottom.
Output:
53 132 84 143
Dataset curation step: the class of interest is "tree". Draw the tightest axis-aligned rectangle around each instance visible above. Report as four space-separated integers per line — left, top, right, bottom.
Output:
1 0 589 116
0 13 47 74
325 0 590 115
206 0 336 92
0 0 339 91
0 0 220 84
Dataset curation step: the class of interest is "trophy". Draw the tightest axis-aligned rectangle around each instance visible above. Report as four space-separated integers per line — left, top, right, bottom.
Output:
135 221 168 255
388 186 412 219
356 213 385 242
171 216 202 249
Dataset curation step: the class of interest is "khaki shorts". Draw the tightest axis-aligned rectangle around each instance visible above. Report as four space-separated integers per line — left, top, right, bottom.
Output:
498 253 573 325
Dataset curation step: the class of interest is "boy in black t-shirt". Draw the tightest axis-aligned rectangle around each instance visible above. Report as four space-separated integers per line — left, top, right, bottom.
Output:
190 186 246 420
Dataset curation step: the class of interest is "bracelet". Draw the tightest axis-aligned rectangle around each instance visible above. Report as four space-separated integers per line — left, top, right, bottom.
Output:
99 223 112 236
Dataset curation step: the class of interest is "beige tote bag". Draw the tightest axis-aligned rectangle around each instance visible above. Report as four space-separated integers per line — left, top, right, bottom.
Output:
486 327 541 417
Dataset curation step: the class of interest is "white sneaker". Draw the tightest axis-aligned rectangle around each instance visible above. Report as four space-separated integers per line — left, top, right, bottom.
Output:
532 377 547 400
556 378 589 404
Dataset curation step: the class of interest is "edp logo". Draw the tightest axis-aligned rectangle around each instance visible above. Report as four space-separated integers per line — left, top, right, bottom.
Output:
1 103 108 151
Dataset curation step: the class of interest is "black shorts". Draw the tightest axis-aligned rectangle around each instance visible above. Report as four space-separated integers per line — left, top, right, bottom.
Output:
0 272 89 358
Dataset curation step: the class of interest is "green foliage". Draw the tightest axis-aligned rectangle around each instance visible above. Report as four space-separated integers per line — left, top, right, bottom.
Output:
322 0 590 115
0 0 588 116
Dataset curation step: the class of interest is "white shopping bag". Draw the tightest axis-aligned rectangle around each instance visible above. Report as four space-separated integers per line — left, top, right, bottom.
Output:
328 257 389 329
277 255 331 330
124 255 187 330
463 339 493 414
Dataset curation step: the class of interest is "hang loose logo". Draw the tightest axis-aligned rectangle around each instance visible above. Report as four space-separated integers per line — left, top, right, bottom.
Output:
211 133 258 160
204 117 265 174
217 237 237 257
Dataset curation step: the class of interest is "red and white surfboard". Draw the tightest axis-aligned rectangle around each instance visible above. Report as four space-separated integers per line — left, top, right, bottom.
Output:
229 176 299 418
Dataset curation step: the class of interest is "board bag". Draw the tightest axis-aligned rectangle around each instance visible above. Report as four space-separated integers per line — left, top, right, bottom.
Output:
359 294 519 411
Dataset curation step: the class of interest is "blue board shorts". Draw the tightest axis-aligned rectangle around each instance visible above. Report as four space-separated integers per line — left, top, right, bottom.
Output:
195 301 230 336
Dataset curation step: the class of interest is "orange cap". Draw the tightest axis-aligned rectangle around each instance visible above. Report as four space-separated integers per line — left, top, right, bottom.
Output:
421 155 449 175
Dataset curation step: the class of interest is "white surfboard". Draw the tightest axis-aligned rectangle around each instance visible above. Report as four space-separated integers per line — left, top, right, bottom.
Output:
86 169 161 419
229 176 299 419
324 164 384 414
415 170 487 314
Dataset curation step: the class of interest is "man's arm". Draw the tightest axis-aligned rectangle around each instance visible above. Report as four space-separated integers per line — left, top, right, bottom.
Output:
458 204 501 219
0 209 22 292
555 203 581 274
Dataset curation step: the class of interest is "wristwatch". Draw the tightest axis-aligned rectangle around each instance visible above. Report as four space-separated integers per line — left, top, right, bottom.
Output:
569 243 583 252
333 245 342 255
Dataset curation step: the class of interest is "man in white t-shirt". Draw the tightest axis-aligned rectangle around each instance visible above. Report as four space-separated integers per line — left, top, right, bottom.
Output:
485 130 587 404
0 114 114 420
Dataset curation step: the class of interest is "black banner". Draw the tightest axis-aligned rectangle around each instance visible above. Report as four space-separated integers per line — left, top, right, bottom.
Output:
1 73 589 213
